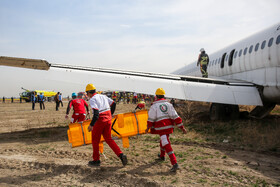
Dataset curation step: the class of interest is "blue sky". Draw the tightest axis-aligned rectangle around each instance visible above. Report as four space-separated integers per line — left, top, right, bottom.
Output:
0 0 279 96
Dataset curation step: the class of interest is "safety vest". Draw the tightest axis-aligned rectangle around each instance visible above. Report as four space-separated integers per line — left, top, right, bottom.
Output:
147 98 183 135
89 93 113 122
199 53 209 65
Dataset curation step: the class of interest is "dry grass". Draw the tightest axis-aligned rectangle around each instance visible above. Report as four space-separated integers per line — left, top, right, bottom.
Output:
175 101 280 152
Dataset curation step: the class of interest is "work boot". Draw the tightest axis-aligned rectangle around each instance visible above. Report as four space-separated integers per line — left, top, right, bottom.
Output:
119 153 128 166
88 160 100 167
170 163 179 172
155 154 165 161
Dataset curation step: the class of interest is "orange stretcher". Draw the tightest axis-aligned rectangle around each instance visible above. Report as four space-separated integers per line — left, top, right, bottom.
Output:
67 110 148 150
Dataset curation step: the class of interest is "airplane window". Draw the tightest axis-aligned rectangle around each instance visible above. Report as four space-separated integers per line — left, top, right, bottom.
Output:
255 43 259 51
261 40 266 49
239 49 242 57
243 47 248 55
234 51 238 58
228 49 235 66
225 54 228 62
268 37 274 47
249 45 253 53
276 35 280 45
220 53 226 68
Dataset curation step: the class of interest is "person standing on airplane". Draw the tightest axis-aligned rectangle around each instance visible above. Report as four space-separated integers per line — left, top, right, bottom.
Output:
65 93 89 123
85 84 127 167
197 48 209 78
145 88 187 172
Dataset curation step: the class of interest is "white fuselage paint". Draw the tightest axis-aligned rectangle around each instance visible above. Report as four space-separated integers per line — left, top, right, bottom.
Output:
173 23 280 103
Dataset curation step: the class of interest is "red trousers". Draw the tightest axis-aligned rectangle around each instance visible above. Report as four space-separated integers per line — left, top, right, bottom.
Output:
91 120 122 161
159 134 177 165
71 113 86 123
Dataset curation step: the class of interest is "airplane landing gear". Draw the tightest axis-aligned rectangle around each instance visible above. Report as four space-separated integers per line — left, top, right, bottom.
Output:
250 102 276 119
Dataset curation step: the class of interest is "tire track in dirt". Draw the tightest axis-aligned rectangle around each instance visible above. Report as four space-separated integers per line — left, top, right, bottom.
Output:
0 151 162 187
2 148 91 160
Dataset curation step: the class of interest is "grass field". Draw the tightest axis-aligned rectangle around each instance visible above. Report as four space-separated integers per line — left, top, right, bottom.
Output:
0 101 279 186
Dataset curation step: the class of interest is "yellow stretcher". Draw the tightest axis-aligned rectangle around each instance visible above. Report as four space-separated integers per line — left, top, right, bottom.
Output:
67 110 148 151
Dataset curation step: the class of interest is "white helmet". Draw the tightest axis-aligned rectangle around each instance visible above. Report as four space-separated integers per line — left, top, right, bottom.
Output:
200 48 205 52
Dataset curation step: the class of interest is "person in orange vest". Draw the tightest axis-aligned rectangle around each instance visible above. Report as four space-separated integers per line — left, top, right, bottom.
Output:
65 93 89 123
86 84 127 167
145 88 187 172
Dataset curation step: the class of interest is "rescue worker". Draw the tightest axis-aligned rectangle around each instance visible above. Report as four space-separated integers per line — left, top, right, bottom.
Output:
65 93 89 123
145 88 187 172
85 84 127 167
31 91 36 110
38 93 45 110
135 100 145 110
133 92 138 104
197 48 209 78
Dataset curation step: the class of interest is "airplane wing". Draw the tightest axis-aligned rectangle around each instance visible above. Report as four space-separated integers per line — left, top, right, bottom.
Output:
0 56 50 70
0 56 263 106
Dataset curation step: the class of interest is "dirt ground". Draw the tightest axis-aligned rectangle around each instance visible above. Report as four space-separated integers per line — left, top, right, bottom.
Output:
0 101 279 186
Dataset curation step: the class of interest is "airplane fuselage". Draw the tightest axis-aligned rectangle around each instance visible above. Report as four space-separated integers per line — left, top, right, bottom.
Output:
173 23 280 104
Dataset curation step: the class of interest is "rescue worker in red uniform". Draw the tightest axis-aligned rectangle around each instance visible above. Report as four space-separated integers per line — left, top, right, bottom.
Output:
135 100 145 110
146 88 187 172
65 93 89 123
86 84 128 167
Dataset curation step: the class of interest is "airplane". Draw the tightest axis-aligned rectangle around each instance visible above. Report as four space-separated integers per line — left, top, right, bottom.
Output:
0 22 279 120
173 22 280 119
